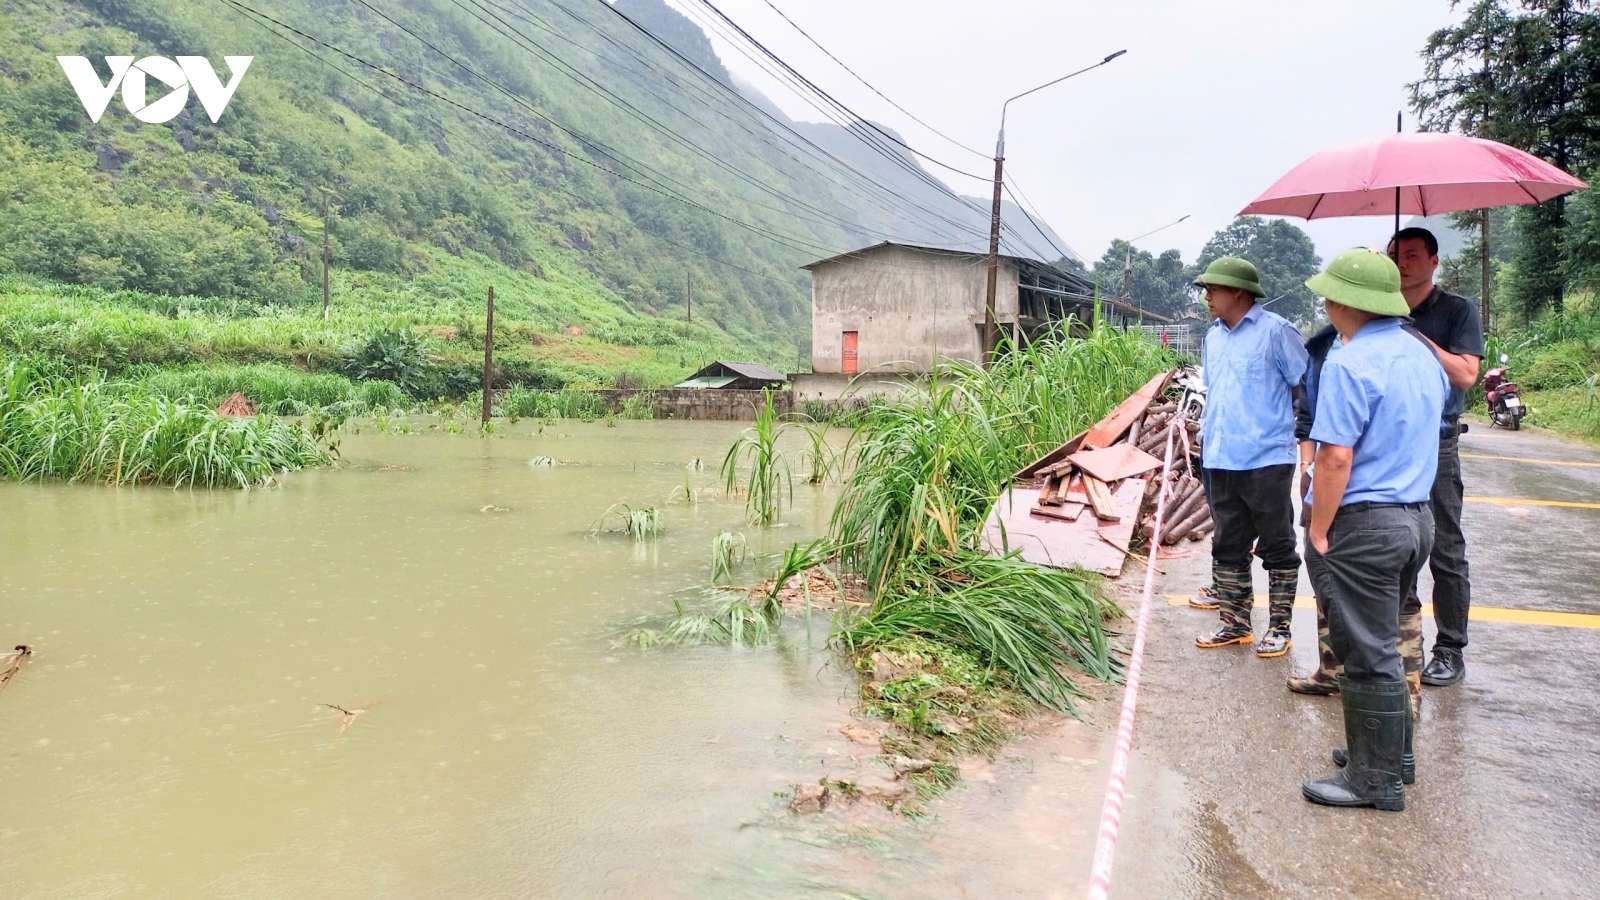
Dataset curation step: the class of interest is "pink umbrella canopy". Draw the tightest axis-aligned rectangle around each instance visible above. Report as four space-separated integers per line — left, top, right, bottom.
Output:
1240 132 1587 219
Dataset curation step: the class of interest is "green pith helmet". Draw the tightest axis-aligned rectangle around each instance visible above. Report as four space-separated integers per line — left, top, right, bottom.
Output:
1304 248 1409 316
1192 256 1266 298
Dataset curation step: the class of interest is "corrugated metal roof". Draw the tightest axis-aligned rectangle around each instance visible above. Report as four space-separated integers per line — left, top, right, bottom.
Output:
714 361 786 382
682 361 786 383
674 375 740 389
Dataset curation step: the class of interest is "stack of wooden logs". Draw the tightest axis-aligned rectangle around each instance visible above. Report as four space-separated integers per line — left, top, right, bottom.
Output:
1133 394 1214 546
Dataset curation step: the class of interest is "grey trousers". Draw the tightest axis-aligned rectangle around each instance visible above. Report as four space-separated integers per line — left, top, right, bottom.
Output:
1306 503 1435 682
1424 432 1471 650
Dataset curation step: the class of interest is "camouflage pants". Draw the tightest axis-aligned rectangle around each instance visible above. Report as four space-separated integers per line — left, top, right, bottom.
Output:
1308 590 1424 713
1211 563 1297 633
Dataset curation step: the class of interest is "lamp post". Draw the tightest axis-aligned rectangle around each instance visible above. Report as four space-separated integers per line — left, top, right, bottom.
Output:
982 49 1126 363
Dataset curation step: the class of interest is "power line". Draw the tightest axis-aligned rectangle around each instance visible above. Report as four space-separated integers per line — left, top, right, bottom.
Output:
756 0 988 160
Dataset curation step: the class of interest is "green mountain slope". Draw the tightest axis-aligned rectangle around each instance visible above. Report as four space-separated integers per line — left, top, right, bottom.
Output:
0 0 1072 398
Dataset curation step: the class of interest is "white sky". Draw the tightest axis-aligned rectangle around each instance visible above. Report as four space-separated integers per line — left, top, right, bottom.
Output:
669 0 1458 265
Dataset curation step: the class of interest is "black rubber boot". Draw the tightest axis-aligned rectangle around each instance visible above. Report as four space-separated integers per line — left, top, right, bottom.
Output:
1331 693 1414 784
1303 678 1407 810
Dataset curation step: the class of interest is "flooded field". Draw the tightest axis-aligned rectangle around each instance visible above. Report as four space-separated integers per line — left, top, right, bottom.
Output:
0 419 1107 897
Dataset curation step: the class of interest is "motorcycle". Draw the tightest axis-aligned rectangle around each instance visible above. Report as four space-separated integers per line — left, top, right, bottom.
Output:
1482 353 1525 431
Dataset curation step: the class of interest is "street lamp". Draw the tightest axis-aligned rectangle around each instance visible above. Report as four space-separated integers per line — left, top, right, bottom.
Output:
982 49 1127 362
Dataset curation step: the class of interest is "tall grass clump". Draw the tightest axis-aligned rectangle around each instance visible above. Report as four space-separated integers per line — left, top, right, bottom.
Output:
499 387 608 419
721 390 792 525
0 360 330 487
839 553 1117 710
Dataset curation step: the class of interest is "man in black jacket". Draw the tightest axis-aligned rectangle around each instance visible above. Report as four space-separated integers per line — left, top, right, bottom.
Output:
1389 228 1484 687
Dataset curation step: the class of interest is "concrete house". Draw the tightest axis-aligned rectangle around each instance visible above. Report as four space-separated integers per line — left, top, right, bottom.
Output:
793 241 1162 400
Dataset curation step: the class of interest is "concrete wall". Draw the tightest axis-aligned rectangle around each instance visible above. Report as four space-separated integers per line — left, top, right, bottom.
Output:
809 245 1019 374
590 389 791 421
789 372 923 404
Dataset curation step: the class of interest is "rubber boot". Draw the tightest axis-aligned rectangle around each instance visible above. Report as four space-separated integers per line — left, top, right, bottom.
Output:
1196 562 1253 648
1305 678 1407 810
1331 693 1414 784
1256 568 1297 658
1400 593 1424 719
1287 596 1342 695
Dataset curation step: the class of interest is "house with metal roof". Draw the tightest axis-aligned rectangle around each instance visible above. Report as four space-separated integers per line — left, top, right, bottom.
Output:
673 360 788 391
793 241 1165 399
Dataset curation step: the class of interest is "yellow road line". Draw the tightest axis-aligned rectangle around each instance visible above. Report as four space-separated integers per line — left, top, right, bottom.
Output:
1465 496 1600 510
1164 594 1600 629
1462 453 1600 468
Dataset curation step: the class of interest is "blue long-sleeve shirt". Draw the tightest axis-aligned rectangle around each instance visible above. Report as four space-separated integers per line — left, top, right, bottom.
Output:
1201 303 1309 471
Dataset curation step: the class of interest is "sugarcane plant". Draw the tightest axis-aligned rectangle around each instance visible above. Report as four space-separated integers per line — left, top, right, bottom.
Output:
720 390 792 525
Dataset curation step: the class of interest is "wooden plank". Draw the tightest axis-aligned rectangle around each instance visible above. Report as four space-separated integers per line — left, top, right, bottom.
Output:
1095 478 1149 557
1068 444 1164 483
1030 501 1084 522
1082 475 1120 521
982 487 1129 575
1013 430 1088 481
1082 370 1172 449
1038 473 1060 505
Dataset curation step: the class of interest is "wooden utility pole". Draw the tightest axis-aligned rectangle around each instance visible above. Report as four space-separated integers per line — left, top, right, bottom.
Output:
686 271 692 323
481 286 495 425
1481 212 1492 333
321 198 332 321
981 150 1004 366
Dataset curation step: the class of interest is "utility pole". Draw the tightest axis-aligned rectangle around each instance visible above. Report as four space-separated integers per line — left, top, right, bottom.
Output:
1481 212 1492 333
686 271 692 323
321 196 332 321
984 50 1126 365
481 285 495 425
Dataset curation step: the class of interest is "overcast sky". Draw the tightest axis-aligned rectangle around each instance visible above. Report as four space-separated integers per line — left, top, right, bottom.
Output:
667 0 1460 265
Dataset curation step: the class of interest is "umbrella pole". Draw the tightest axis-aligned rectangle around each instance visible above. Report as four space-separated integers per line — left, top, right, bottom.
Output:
1394 112 1402 238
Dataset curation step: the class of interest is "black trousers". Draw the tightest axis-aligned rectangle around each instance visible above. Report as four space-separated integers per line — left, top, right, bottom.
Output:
1307 503 1435 682
1424 432 1471 650
1207 465 1300 572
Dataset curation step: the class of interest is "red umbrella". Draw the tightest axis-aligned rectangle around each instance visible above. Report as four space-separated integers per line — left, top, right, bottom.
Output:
1240 132 1587 221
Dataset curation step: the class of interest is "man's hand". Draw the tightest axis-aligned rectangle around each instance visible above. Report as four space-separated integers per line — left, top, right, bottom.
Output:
1310 528 1330 555
1298 440 1314 502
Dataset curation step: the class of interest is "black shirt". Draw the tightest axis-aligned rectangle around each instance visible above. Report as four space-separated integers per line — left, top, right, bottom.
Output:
1407 286 1485 420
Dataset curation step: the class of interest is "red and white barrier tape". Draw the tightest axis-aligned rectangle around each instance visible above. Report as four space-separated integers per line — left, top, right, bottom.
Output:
1086 420 1190 900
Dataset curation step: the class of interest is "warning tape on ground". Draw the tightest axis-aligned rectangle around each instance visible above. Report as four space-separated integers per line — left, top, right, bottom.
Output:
1086 421 1189 900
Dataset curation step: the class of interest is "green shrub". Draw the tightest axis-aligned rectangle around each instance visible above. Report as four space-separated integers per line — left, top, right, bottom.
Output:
341 329 433 397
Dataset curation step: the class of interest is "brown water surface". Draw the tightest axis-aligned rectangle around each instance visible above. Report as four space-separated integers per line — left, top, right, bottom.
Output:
0 420 868 896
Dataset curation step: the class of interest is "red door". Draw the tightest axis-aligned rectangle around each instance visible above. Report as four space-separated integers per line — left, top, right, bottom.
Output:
841 331 858 374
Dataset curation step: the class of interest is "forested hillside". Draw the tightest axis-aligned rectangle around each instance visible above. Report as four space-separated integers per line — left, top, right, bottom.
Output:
0 0 1067 400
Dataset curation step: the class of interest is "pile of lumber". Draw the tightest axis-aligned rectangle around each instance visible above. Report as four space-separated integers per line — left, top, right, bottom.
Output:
1132 384 1212 546
979 368 1213 577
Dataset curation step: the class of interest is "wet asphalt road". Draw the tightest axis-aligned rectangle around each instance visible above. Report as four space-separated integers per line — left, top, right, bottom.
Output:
1111 424 1600 899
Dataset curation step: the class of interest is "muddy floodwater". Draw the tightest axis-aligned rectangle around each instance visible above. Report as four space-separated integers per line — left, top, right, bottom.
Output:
0 420 1108 898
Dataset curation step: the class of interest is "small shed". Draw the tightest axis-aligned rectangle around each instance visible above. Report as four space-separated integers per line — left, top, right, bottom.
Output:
674 361 788 391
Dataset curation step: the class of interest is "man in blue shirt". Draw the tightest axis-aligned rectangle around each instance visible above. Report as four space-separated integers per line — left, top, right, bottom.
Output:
1194 257 1310 658
1300 249 1448 813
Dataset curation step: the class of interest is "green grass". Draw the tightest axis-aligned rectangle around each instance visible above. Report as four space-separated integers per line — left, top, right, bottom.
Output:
0 359 329 487
589 503 663 542
0 258 794 408
1484 295 1600 441
839 553 1118 712
710 530 748 584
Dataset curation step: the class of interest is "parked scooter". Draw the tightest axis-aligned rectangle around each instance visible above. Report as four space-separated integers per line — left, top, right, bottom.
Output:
1482 353 1525 430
